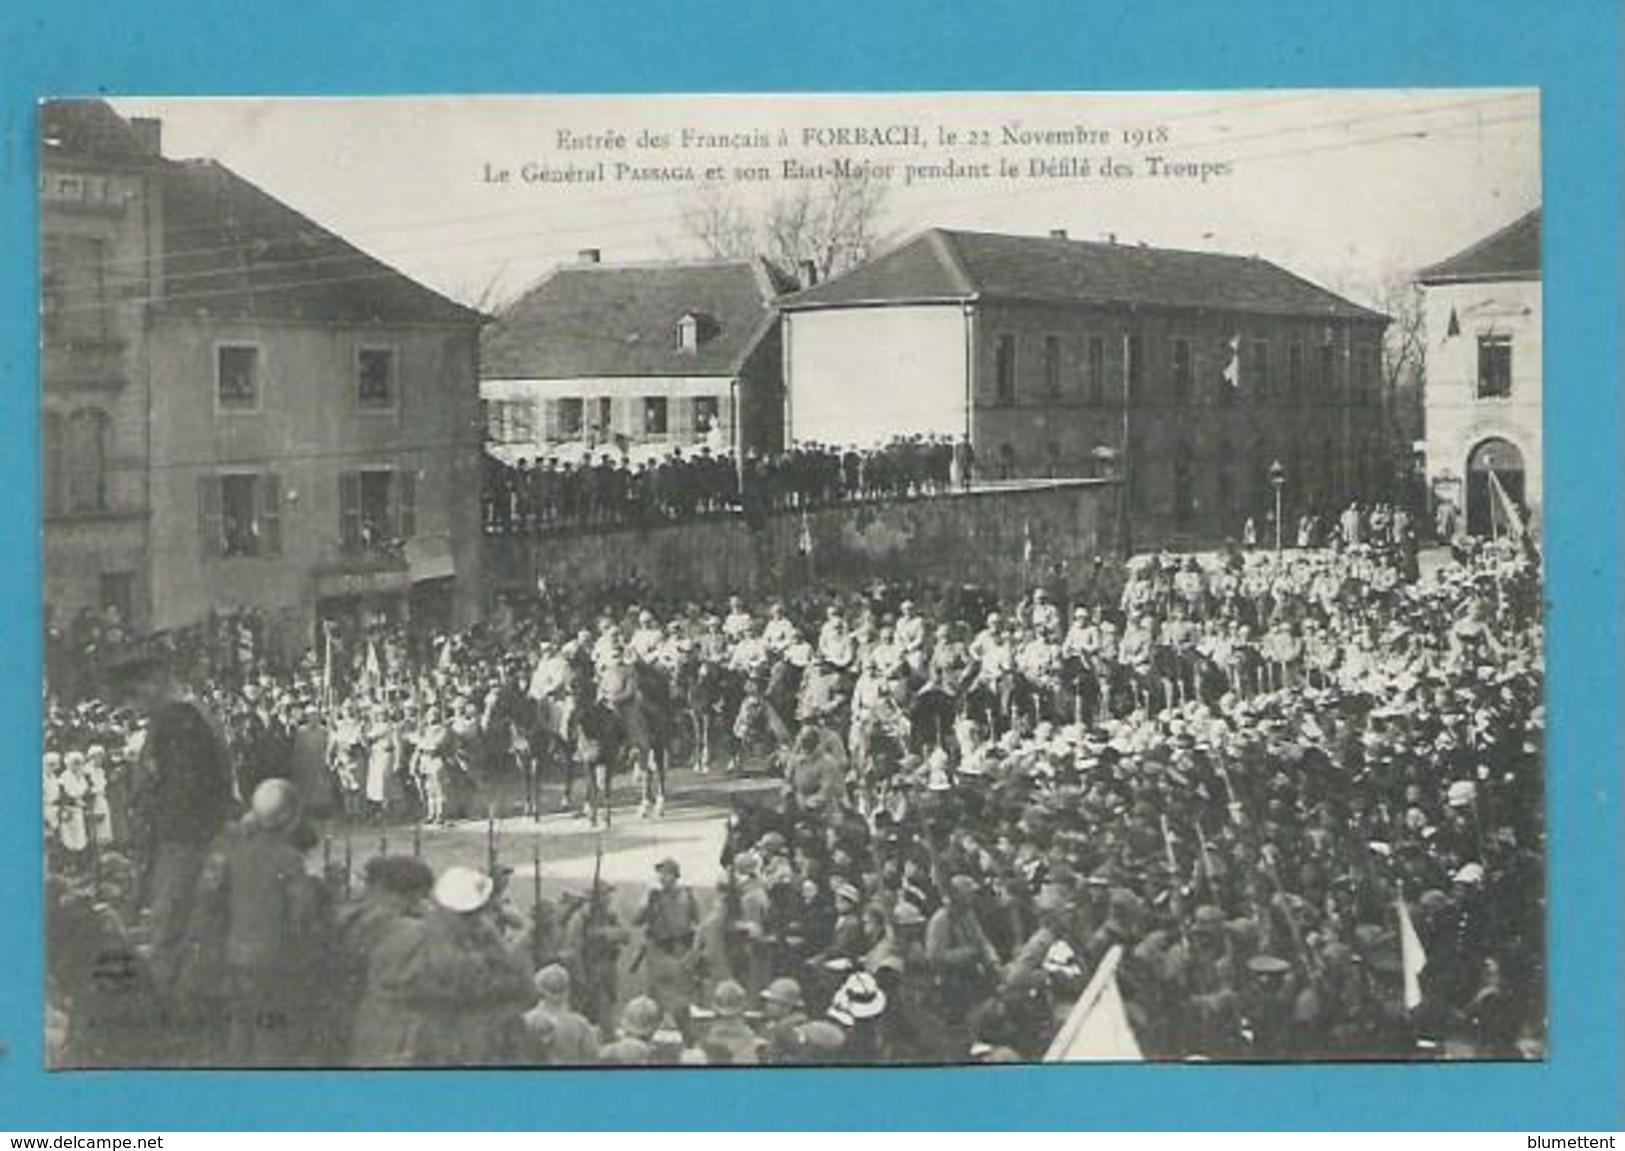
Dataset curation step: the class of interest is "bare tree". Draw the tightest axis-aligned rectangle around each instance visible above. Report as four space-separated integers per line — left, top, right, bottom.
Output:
678 169 893 282
678 183 756 261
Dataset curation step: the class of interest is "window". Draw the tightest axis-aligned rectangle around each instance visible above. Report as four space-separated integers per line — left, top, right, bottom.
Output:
1171 339 1193 403
1043 336 1062 398
994 335 1017 404
200 473 281 559
1086 336 1106 404
1477 335 1512 399
1250 437 1270 515
43 412 65 517
1126 334 1144 395
1173 441 1196 527
694 395 721 435
99 572 134 624
339 468 414 552
217 344 260 410
1288 342 1304 394
557 397 584 438
1357 346 1378 402
997 443 1017 480
1318 343 1335 392
1216 438 1236 519
1045 441 1061 478
1251 341 1270 400
65 408 110 513
357 347 396 408
677 314 700 352
42 235 110 340
100 572 134 625
643 396 669 436
488 400 536 444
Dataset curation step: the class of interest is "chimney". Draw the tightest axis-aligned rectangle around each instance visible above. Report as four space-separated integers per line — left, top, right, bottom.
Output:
129 116 162 157
578 248 601 264
797 258 818 288
1049 228 1068 241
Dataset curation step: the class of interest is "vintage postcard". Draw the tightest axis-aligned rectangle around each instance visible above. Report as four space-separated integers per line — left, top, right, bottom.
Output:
39 90 1543 1069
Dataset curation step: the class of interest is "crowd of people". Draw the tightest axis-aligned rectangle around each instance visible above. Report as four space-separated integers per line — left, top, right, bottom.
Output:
44 518 1544 1067
482 435 975 534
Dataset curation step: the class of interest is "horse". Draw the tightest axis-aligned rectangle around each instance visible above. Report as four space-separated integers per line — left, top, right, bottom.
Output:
482 683 545 818
962 667 1025 736
598 659 675 819
680 657 732 774
908 680 959 751
571 693 619 826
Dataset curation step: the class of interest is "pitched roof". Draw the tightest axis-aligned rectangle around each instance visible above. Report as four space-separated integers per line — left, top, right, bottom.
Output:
155 159 481 327
39 99 151 164
481 259 790 380
780 228 1385 322
1417 208 1541 285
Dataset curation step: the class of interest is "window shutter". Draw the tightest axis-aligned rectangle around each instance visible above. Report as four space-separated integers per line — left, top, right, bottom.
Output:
198 475 223 558
396 469 417 540
259 473 282 557
339 471 361 549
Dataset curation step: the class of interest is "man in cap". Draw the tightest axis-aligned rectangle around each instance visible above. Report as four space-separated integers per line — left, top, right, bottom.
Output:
634 857 701 1032
524 964 600 1065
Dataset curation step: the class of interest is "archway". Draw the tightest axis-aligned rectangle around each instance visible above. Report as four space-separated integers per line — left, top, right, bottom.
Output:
1466 436 1526 537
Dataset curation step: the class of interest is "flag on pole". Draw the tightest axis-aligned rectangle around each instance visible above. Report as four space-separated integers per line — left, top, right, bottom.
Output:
1044 944 1143 1062
1221 333 1242 389
437 635 455 671
1487 468 1525 541
362 639 383 693
1396 896 1427 1011
797 508 814 556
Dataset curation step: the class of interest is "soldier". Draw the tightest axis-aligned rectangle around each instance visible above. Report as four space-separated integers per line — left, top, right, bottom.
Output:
598 995 661 1065
635 858 700 1032
560 877 630 1033
696 978 761 1065
523 964 600 1065
758 977 809 1064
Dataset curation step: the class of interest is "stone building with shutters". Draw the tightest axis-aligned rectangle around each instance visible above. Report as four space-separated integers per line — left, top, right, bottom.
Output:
479 251 789 466
40 102 485 655
778 228 1391 547
1416 208 1542 538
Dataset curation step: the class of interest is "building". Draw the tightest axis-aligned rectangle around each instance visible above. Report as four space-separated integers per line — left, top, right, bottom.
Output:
1417 208 1542 538
778 228 1390 545
479 252 789 465
41 101 163 637
41 101 486 656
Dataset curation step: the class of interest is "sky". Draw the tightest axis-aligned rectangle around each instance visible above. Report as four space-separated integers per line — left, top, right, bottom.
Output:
111 90 1540 310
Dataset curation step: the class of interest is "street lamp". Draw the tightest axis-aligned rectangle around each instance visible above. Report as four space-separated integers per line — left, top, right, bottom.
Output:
1269 459 1286 553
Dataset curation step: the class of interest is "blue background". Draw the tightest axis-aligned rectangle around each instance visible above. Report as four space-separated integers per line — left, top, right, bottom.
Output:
1 0 1619 1131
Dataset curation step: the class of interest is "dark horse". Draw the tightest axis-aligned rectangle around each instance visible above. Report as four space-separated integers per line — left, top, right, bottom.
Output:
598 659 675 819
